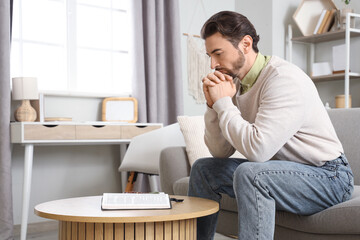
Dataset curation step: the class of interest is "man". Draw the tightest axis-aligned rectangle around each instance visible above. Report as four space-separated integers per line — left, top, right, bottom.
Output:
188 11 354 240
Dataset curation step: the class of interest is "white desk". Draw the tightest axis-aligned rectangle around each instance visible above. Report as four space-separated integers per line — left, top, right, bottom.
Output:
10 121 162 240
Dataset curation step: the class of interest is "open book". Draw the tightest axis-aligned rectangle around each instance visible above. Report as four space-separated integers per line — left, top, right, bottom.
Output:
101 192 172 210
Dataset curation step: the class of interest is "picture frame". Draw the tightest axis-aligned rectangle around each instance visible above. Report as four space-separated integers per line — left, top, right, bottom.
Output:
102 97 138 123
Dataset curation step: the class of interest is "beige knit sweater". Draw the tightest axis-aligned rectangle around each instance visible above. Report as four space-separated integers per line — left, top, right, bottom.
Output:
204 56 343 166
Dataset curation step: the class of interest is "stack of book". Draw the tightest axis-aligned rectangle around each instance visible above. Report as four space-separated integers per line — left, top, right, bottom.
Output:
313 9 337 35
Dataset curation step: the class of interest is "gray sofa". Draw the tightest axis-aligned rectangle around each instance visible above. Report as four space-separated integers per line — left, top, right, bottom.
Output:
159 108 360 239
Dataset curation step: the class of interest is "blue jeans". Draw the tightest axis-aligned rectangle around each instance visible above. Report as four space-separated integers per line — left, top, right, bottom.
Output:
188 154 354 240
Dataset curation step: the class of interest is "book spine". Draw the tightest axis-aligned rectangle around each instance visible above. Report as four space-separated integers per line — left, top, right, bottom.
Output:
317 10 330 34
313 9 327 35
321 9 336 34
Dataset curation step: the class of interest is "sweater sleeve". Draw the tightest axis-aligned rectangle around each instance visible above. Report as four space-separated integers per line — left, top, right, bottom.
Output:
204 106 236 158
212 70 308 162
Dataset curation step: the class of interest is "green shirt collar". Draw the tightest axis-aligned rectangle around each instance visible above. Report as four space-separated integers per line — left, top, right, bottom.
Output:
241 52 271 94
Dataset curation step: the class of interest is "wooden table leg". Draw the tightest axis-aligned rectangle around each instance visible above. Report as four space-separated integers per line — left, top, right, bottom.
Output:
59 219 197 240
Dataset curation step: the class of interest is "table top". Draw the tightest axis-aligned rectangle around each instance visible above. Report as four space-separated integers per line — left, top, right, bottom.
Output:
10 121 163 126
11 121 163 144
34 195 219 223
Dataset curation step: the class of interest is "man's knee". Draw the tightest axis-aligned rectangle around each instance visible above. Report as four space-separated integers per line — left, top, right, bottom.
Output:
192 157 213 171
233 162 260 185
190 157 216 179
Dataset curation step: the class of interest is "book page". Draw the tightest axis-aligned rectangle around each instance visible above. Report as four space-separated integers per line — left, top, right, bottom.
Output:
102 193 171 210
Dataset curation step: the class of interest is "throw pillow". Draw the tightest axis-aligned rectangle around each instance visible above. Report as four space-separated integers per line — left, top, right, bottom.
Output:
177 115 245 166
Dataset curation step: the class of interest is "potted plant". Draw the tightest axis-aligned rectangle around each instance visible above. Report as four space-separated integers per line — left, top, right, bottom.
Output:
340 0 354 29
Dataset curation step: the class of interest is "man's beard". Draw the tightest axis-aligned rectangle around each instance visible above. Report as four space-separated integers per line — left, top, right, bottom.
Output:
216 49 245 79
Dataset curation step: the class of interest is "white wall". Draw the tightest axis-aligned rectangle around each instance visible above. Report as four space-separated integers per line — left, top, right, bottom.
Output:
235 0 274 55
12 144 121 224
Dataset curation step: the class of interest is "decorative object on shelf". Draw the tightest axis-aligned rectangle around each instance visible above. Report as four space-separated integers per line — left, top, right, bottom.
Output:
12 77 39 122
335 94 351 108
340 0 355 29
293 0 337 36
312 62 332 77
332 44 347 73
324 102 331 109
102 97 138 123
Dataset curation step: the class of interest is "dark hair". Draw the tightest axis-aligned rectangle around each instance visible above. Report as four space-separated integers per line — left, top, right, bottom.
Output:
201 11 260 53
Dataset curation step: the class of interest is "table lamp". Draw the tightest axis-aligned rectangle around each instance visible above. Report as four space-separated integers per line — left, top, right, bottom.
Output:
12 77 39 122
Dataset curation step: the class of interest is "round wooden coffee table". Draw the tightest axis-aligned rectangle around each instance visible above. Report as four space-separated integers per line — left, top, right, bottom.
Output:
34 195 219 240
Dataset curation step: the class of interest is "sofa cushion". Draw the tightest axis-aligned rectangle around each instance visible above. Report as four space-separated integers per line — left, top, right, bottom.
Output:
173 177 190 196
220 194 238 213
177 116 212 166
275 185 360 234
177 115 244 166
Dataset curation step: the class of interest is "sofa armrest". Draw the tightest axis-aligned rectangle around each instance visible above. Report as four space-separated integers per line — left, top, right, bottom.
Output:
159 146 191 194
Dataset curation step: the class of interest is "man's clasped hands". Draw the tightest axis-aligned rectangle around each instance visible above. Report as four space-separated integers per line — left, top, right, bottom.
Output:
202 70 237 108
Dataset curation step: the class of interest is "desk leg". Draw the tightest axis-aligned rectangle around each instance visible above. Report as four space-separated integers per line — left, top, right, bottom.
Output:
20 144 34 240
120 144 127 192
148 175 160 192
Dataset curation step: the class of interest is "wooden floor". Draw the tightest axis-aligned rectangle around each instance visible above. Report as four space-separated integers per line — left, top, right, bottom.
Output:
14 230 58 240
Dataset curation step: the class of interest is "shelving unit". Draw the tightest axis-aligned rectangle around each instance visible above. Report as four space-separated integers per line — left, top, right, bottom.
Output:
288 12 360 108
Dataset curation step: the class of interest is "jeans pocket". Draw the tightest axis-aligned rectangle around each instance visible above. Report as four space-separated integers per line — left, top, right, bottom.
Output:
320 161 339 178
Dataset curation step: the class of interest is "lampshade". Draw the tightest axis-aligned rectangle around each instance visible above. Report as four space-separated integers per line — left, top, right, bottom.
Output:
12 77 39 100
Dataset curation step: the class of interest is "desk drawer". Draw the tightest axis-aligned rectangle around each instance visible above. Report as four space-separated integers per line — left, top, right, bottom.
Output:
24 125 76 140
121 125 161 139
76 125 121 139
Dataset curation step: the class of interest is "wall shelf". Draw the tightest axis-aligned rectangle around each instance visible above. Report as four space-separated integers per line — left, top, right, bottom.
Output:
312 72 360 82
292 29 360 43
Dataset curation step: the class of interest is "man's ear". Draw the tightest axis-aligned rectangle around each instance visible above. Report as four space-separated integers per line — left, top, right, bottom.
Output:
238 35 253 54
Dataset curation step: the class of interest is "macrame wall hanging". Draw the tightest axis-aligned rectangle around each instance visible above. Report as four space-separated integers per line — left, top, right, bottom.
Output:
183 0 211 104
186 35 210 104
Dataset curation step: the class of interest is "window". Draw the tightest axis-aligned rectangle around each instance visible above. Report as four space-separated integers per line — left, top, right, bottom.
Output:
11 0 133 96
